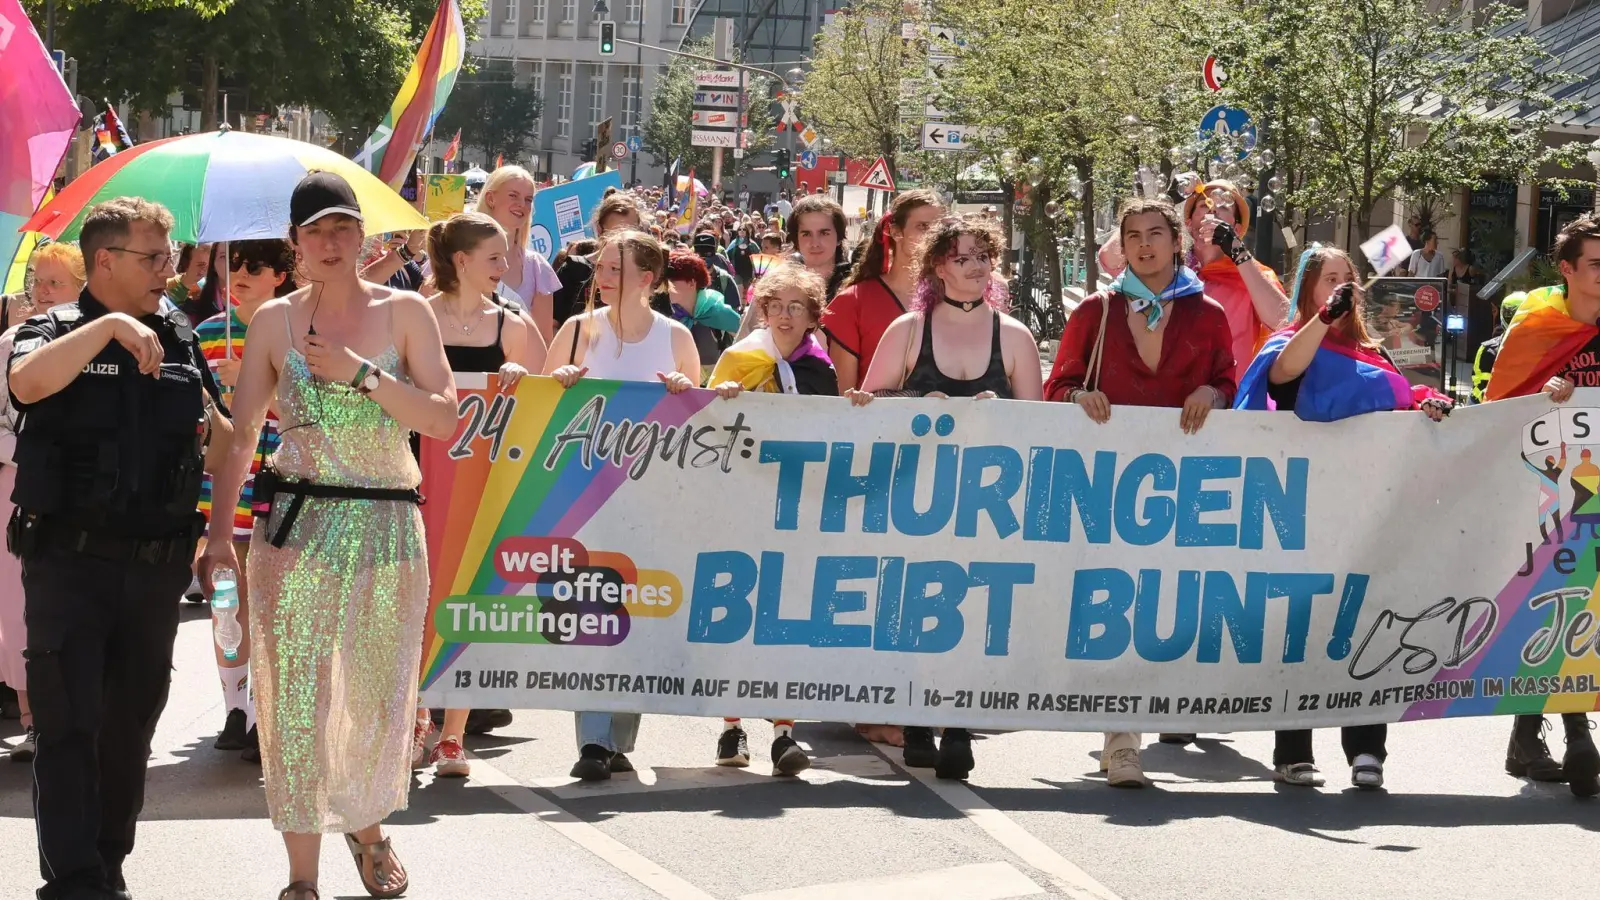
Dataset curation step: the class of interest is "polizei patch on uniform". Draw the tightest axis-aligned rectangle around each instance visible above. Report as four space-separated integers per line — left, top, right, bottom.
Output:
82 362 119 375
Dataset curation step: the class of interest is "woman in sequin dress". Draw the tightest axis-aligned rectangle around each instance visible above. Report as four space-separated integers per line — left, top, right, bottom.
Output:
202 173 457 900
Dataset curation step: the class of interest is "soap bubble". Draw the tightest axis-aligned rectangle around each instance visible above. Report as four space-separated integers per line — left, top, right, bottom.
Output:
1307 118 1320 137
1268 175 1283 192
1260 195 1277 214
1170 146 1187 165
1261 149 1276 167
1045 200 1062 217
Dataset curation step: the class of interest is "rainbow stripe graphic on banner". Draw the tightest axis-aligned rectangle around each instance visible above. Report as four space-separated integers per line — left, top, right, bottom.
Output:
354 0 466 191
1401 531 1600 721
418 377 713 691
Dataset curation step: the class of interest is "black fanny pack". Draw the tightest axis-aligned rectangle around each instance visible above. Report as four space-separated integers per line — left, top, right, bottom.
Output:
254 466 423 548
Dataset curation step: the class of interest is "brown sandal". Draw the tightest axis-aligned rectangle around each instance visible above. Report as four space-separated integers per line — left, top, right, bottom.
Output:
344 832 409 898
277 882 319 900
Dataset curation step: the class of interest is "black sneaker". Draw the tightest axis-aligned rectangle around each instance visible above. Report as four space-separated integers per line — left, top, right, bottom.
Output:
935 728 974 780
610 752 635 773
214 709 248 751
1158 733 1197 745
1562 715 1599 798
903 726 938 768
771 735 810 776
1506 715 1565 782
240 725 260 764
716 727 751 767
464 709 514 735
571 743 613 781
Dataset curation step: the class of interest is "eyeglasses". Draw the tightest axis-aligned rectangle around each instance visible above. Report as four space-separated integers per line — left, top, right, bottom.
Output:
947 253 994 268
231 257 273 276
764 301 810 318
106 247 175 270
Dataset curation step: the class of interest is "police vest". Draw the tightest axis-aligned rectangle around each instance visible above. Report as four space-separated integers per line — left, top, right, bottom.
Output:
12 302 209 536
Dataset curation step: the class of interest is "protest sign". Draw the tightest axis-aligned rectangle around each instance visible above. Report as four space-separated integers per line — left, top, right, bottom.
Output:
529 170 624 259
417 377 1600 733
425 174 467 221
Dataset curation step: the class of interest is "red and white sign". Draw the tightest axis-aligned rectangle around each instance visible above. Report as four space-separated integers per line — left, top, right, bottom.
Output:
694 71 744 89
610 141 629 160
692 109 735 128
1203 55 1227 93
1414 284 1442 312
855 156 897 192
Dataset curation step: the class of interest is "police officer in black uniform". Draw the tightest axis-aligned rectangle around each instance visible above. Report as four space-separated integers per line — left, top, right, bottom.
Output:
8 197 231 900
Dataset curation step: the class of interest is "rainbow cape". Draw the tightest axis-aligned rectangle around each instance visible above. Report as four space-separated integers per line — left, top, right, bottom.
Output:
1485 285 1593 401
1235 324 1438 421
354 0 465 190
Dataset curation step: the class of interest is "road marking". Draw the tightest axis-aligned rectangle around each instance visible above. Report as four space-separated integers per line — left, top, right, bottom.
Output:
531 753 904 799
738 862 1044 900
906 769 1126 900
468 752 717 900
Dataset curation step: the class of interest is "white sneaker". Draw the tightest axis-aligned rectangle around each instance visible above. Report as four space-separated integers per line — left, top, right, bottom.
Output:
1105 748 1148 787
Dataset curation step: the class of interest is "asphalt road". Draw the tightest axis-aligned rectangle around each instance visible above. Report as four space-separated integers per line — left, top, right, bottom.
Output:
3 603 1598 900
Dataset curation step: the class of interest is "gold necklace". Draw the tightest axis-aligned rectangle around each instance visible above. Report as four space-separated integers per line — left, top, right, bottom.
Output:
445 297 487 334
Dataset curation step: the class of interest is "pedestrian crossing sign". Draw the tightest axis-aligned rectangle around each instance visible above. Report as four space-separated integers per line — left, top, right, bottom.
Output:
858 157 897 192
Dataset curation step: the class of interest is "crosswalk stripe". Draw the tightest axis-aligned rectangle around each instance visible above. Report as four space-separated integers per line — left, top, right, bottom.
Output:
737 861 1045 900
468 751 718 900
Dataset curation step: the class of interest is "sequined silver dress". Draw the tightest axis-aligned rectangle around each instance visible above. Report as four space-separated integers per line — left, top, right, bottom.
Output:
248 340 428 834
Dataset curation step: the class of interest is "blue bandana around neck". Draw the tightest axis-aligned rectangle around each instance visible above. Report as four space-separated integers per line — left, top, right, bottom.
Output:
1109 266 1204 331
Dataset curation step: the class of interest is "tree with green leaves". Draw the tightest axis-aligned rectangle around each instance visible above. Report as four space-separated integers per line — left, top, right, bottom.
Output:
1208 0 1588 250
30 0 485 138
794 0 915 176
933 0 1216 291
641 38 775 185
433 58 543 165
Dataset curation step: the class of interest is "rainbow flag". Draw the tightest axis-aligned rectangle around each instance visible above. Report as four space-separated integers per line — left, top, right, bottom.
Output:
1485 284 1591 401
354 0 466 191
0 0 80 285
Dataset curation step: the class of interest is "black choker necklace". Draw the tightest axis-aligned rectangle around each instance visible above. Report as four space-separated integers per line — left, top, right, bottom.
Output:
941 296 984 312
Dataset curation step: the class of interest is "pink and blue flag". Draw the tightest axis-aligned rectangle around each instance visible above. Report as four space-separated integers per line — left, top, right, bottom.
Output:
0 0 80 273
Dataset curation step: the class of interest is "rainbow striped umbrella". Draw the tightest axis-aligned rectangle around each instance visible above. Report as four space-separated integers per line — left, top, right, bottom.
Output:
20 129 429 244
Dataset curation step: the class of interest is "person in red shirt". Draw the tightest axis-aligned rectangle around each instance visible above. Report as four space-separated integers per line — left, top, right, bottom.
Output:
821 189 945 391
1043 197 1236 787
1182 180 1289 376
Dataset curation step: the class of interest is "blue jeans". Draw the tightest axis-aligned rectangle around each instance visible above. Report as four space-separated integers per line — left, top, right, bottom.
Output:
575 712 640 753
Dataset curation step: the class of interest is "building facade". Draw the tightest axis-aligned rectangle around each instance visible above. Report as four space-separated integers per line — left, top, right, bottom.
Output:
468 0 828 186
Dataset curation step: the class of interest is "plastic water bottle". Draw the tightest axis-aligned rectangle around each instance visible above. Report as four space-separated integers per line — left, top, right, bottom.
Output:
211 569 243 662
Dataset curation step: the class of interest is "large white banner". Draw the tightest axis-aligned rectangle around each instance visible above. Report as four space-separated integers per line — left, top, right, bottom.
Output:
415 378 1600 732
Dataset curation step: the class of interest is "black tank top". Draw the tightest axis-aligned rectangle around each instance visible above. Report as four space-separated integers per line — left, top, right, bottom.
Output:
902 310 1012 398
442 306 507 372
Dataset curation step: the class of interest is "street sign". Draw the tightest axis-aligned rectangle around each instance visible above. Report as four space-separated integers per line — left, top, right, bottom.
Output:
691 109 738 128
692 90 742 109
626 135 642 152
694 71 744 89
1197 105 1256 160
798 150 818 170
610 141 629 160
828 170 847 184
857 157 897 192
1203 55 1227 93
799 126 819 148
920 121 980 151
691 129 740 148
927 24 964 47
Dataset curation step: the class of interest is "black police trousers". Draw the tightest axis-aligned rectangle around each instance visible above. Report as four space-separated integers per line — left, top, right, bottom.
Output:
22 543 189 900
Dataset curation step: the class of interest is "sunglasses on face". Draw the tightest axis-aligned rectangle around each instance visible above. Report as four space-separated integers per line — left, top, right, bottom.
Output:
231 257 275 276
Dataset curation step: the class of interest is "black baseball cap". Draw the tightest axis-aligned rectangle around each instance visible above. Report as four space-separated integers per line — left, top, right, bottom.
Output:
290 171 364 228
693 233 718 255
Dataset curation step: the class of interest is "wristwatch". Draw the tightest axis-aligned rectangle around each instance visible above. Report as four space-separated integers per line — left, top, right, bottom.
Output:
352 361 382 395
396 245 415 262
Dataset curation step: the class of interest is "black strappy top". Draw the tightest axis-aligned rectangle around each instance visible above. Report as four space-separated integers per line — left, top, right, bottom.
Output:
902 311 1012 398
442 306 507 373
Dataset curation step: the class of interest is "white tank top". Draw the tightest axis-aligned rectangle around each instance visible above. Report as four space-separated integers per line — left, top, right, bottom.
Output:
578 310 678 382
